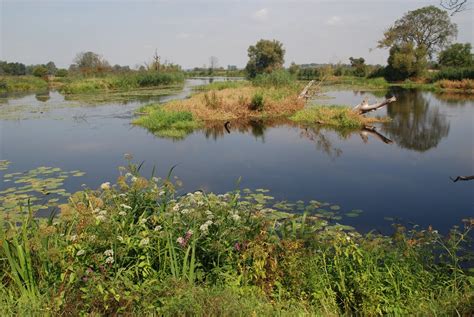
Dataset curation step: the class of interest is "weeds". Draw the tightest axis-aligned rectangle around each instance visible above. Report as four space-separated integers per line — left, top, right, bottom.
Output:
0 158 472 315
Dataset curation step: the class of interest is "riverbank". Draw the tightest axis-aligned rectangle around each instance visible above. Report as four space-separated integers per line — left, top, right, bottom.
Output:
1 159 472 316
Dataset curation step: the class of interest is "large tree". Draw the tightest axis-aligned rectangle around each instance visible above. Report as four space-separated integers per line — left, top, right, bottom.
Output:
73 51 110 74
245 39 285 78
378 6 457 59
438 43 473 67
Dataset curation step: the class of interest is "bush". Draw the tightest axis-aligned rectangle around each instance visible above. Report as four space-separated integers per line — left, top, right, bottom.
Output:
433 67 474 81
203 91 221 109
249 92 265 111
135 72 184 87
32 66 48 77
55 69 68 77
252 70 296 88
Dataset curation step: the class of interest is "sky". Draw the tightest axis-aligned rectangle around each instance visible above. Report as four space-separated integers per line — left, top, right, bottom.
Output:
0 0 472 69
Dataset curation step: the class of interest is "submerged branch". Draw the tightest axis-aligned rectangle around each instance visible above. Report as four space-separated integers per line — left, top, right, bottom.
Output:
450 175 474 182
360 126 393 144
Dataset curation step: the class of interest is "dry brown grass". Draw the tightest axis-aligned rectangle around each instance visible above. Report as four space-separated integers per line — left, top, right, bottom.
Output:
162 86 305 121
436 79 474 91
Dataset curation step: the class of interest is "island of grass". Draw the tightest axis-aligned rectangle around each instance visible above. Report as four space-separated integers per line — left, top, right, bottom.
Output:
133 72 390 138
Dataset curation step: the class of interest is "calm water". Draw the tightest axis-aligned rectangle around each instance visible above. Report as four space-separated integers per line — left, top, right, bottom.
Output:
0 79 473 233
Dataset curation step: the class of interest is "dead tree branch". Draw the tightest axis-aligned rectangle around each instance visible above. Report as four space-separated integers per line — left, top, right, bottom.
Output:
353 96 397 115
450 175 474 182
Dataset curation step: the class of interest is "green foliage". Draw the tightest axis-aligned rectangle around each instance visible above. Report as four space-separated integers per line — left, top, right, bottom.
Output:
193 80 247 92
32 66 48 78
385 43 428 81
433 67 474 81
71 51 111 75
438 43 473 68
252 70 296 88
0 76 48 92
55 69 68 77
288 62 300 76
245 39 285 78
249 92 265 111
0 159 472 315
349 57 367 77
378 5 457 59
133 108 200 139
0 61 26 76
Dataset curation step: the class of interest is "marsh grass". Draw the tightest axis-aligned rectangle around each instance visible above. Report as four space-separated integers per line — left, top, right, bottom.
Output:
0 76 48 92
59 72 184 94
0 159 472 315
437 79 474 91
132 108 200 139
290 105 388 128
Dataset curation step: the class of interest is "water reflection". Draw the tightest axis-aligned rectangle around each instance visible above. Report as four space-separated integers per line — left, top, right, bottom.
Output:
383 89 450 152
35 91 50 102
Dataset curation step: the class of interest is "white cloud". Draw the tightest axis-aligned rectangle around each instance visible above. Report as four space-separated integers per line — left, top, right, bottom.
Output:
252 8 268 21
326 16 342 26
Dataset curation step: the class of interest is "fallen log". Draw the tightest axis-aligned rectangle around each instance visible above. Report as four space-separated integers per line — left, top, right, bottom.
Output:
353 96 397 115
298 80 315 99
450 175 474 182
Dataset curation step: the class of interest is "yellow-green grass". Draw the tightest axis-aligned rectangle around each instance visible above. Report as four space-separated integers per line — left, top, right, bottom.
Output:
290 105 388 128
0 76 48 92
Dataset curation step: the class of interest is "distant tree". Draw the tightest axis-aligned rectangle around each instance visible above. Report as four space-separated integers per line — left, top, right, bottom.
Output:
45 61 57 75
385 43 428 80
209 56 219 75
1 62 26 75
148 49 161 71
349 57 367 77
438 43 473 67
245 39 285 78
32 65 48 77
288 62 300 76
378 6 457 59
56 68 68 77
73 51 110 74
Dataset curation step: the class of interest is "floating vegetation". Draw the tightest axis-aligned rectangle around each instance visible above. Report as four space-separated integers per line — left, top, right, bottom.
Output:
345 209 364 218
0 160 10 171
0 164 85 220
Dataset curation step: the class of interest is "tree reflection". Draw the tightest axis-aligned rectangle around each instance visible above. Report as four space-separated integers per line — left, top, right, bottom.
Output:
35 91 50 102
382 89 450 152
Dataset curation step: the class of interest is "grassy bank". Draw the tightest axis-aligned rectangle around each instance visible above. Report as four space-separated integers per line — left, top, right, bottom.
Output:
0 159 472 315
57 72 185 94
0 76 48 92
290 105 387 128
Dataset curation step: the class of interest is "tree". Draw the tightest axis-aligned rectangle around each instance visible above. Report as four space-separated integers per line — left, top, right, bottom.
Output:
208 56 218 75
45 61 57 75
385 43 428 80
438 43 473 67
73 51 110 74
288 62 300 77
56 69 68 77
349 57 367 77
245 39 285 78
378 6 457 59
32 65 48 77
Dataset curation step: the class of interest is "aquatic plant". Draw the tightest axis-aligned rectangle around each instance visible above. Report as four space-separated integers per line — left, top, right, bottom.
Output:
0 158 472 315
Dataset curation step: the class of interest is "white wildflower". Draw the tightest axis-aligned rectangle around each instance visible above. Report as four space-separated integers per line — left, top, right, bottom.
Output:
117 236 124 242
76 249 85 256
176 237 184 244
197 201 205 207
154 225 162 231
231 214 241 222
152 177 159 182
159 190 166 196
139 218 147 225
69 235 77 242
118 193 127 197
139 237 150 247
172 204 180 212
180 208 190 215
105 256 114 264
118 211 127 216
95 215 106 222
100 182 111 190
125 173 132 179
120 204 132 210
199 220 213 234
104 249 114 257
98 210 107 216
131 176 138 183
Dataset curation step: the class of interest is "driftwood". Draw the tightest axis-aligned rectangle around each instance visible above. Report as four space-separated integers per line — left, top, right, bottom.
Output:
450 175 474 182
298 80 315 99
353 96 397 115
360 126 393 144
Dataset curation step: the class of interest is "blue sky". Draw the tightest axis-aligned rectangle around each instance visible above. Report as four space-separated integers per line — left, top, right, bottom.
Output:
1 0 472 69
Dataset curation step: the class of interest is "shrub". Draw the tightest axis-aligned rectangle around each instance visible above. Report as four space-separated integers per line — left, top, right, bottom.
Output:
252 70 296 88
32 66 48 77
55 69 68 77
249 92 265 111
